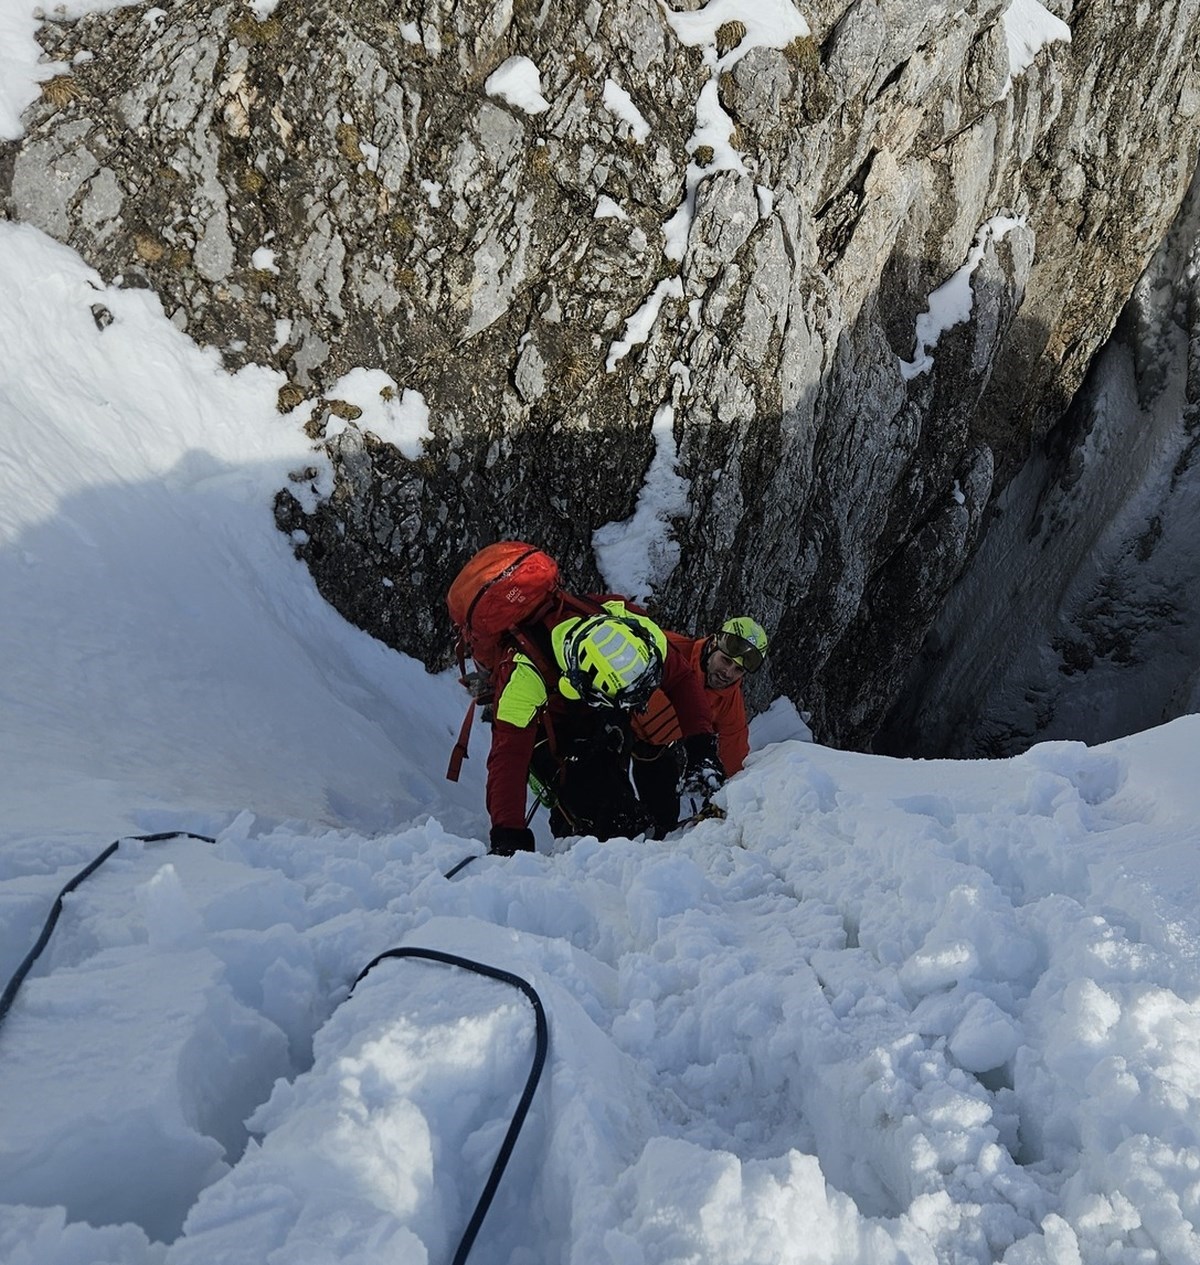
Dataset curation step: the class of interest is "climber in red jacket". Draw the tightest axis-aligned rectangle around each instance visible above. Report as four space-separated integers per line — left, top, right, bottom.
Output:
630 617 769 837
486 600 721 855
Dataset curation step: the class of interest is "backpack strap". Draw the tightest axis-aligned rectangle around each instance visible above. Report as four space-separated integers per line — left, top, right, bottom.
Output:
558 591 608 620
445 699 476 783
444 591 608 786
444 628 552 784
509 626 561 759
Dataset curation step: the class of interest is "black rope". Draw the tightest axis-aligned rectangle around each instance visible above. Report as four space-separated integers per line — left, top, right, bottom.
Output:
0 831 215 1032
352 947 549 1265
444 854 481 879
1 833 548 1265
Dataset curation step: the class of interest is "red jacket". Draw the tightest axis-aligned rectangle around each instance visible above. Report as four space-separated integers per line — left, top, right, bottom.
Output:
631 633 750 775
485 605 713 832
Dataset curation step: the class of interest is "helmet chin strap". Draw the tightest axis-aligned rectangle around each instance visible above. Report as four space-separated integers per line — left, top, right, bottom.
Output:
700 635 716 675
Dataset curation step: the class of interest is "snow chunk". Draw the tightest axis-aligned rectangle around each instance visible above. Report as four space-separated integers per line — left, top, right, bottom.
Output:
173 944 552 1264
325 368 432 459
0 948 290 1242
485 56 550 115
136 863 204 950
749 696 814 748
0 1206 163 1265
606 276 684 370
593 404 690 602
602 78 650 142
662 0 810 55
251 246 279 274
595 194 629 221
948 996 1022 1072
1003 0 1071 92
0 8 55 141
614 1140 882 1263
900 216 1025 380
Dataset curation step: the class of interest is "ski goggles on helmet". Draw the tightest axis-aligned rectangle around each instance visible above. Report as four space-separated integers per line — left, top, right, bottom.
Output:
713 630 765 673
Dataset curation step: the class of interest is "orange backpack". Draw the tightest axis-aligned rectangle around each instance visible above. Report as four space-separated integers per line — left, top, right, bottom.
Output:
446 541 562 673
444 542 614 781
445 542 581 782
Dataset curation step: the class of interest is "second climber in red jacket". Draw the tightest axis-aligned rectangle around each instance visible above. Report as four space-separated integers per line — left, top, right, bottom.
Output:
630 616 769 837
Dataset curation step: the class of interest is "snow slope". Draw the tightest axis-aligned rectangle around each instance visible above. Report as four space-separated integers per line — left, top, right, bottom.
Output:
2 7 1200 1257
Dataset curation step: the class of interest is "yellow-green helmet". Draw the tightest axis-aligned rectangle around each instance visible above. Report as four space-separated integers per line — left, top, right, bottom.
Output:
559 615 663 711
713 617 768 672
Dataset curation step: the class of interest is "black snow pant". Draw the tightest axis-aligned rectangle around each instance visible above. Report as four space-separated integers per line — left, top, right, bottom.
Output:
631 740 685 839
530 728 649 841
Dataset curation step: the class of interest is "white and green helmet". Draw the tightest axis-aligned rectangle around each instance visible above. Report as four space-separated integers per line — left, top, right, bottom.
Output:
713 617 768 672
557 613 664 710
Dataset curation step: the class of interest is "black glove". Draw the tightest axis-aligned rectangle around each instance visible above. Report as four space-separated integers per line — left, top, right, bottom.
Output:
489 825 535 857
678 732 726 797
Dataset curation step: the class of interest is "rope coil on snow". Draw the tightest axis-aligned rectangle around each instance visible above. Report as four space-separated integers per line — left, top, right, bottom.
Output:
352 947 549 1265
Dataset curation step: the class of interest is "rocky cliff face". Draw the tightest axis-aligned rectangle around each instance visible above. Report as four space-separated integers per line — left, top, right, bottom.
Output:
5 0 1199 749
881 159 1200 757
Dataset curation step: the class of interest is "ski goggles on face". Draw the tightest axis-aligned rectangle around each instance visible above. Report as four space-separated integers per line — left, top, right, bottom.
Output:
713 630 765 673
